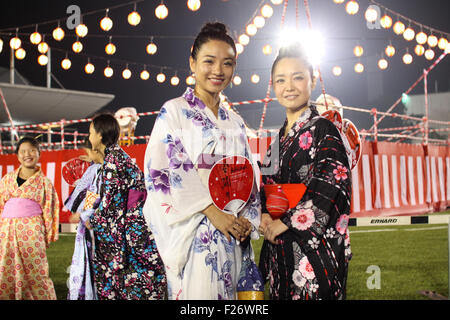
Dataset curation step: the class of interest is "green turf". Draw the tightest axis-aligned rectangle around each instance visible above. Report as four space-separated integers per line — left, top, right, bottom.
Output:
48 221 450 300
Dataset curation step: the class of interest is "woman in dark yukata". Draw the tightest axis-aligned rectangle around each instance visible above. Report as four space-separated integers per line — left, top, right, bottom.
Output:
259 42 352 300
87 113 166 300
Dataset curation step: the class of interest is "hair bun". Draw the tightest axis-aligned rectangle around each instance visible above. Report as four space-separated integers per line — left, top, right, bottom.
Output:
200 22 228 35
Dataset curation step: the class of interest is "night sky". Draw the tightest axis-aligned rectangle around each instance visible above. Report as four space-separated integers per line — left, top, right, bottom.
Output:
0 0 449 138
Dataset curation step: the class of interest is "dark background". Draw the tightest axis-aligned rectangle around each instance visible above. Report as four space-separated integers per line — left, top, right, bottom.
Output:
0 0 449 138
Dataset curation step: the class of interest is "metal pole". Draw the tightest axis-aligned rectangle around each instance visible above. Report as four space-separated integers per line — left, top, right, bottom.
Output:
9 47 14 84
47 48 51 88
424 69 429 146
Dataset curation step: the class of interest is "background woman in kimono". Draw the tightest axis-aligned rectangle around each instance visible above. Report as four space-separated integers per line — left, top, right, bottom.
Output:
259 43 352 300
64 138 103 300
0 137 59 300
143 22 261 300
88 113 166 300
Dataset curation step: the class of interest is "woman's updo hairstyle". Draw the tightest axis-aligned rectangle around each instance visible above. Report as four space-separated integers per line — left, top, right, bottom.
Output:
271 42 314 79
191 22 237 60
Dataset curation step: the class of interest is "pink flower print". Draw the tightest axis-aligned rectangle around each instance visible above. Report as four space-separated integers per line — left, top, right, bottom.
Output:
291 208 315 231
333 165 348 181
298 256 316 280
299 131 313 150
336 214 349 235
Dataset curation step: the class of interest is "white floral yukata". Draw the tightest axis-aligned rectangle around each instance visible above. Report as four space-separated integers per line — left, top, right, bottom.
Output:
143 87 261 300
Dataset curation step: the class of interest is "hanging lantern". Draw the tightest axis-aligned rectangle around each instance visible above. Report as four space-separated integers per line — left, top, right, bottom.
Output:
52 24 65 41
365 7 378 22
262 44 272 55
271 0 283 4
261 4 273 18
380 15 392 29
345 1 359 15
30 29 42 45
416 31 427 45
61 57 72 70
85 61 95 74
105 37 116 55
251 74 260 84
427 34 438 47
186 75 195 85
15 48 26 60
333 0 345 3
354 62 364 73
402 52 413 64
424 48 435 60
38 41 49 54
128 4 142 26
385 44 395 57
233 75 242 86
0 38 3 53
9 36 21 50
170 75 180 86
238 34 250 46
253 16 265 28
155 2 169 20
246 24 257 36
445 42 450 54
235 43 244 55
72 39 83 53
187 0 201 11
156 72 166 83
146 41 157 55
332 66 342 76
100 9 113 31
353 45 363 57
38 54 48 66
75 23 88 38
393 21 405 35
378 58 388 70
104 65 114 78
140 69 150 80
438 37 448 50
122 67 132 79
403 27 415 41
414 44 425 56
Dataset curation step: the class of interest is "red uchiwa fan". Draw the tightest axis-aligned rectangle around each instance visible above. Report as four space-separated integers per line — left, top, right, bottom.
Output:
62 158 91 186
208 156 254 214
343 118 362 169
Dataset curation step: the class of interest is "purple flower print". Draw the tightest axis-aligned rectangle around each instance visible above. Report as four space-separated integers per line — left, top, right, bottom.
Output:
166 137 194 172
149 169 170 194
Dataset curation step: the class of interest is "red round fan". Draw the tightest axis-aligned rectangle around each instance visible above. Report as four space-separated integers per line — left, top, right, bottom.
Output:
62 158 91 186
343 119 361 169
322 109 343 132
208 156 254 214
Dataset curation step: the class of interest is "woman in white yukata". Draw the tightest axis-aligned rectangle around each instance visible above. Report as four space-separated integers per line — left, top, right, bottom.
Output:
143 22 261 300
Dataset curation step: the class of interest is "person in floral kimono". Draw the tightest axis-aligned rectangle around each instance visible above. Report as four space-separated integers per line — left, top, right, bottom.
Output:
259 43 352 300
143 22 261 300
0 136 59 300
65 138 103 300
88 113 166 300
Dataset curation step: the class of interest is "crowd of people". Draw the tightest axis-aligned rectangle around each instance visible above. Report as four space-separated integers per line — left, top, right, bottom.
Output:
0 22 352 300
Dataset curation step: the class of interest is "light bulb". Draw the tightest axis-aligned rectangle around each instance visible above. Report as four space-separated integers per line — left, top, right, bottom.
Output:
414 44 425 56
332 66 342 76
156 72 166 83
365 7 378 22
402 53 413 64
100 16 113 31
246 24 257 36
438 37 448 50
427 35 438 47
9 37 21 50
233 75 242 86
238 34 250 46
345 1 359 15
262 44 272 55
170 75 180 86
416 31 427 45
251 74 260 84
38 54 48 65
380 15 392 29
353 45 363 57
38 42 49 54
72 40 83 53
128 11 141 26
378 58 388 70
186 75 195 85
333 0 345 3
354 62 364 73
155 4 169 20
403 27 415 41
61 58 72 70
53 26 65 41
85 63 95 74
76 24 88 38
385 44 395 57
104 66 114 78
146 42 157 55
261 4 273 18
235 43 244 55
30 31 42 45
187 0 201 11
105 42 116 55
393 21 405 35
0 38 3 53
15 48 26 60
424 48 435 60
271 0 283 4
253 16 265 28
122 68 132 79
140 70 150 80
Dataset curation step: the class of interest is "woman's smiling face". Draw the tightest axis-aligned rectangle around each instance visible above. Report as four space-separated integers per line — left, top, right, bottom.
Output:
17 142 40 169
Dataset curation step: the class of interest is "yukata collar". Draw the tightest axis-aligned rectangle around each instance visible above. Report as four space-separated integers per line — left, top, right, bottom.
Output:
104 143 121 157
182 87 230 120
281 105 314 139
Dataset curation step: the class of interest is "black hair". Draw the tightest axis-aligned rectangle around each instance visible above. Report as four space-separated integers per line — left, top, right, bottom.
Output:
191 22 236 60
271 42 314 79
91 113 120 147
15 136 40 154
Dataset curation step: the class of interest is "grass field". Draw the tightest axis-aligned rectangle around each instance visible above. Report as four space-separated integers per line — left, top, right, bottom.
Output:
48 215 450 300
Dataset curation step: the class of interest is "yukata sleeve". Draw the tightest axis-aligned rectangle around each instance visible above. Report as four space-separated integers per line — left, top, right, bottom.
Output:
42 179 60 244
64 164 96 213
144 102 213 226
0 174 9 213
280 119 352 253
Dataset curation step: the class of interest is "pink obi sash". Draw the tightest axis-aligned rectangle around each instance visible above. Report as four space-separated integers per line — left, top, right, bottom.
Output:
1 198 43 218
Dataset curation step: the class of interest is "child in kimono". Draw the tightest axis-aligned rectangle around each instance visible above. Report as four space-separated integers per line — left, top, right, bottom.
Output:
259 43 352 300
143 22 261 300
88 113 166 300
0 136 59 299
65 138 103 300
